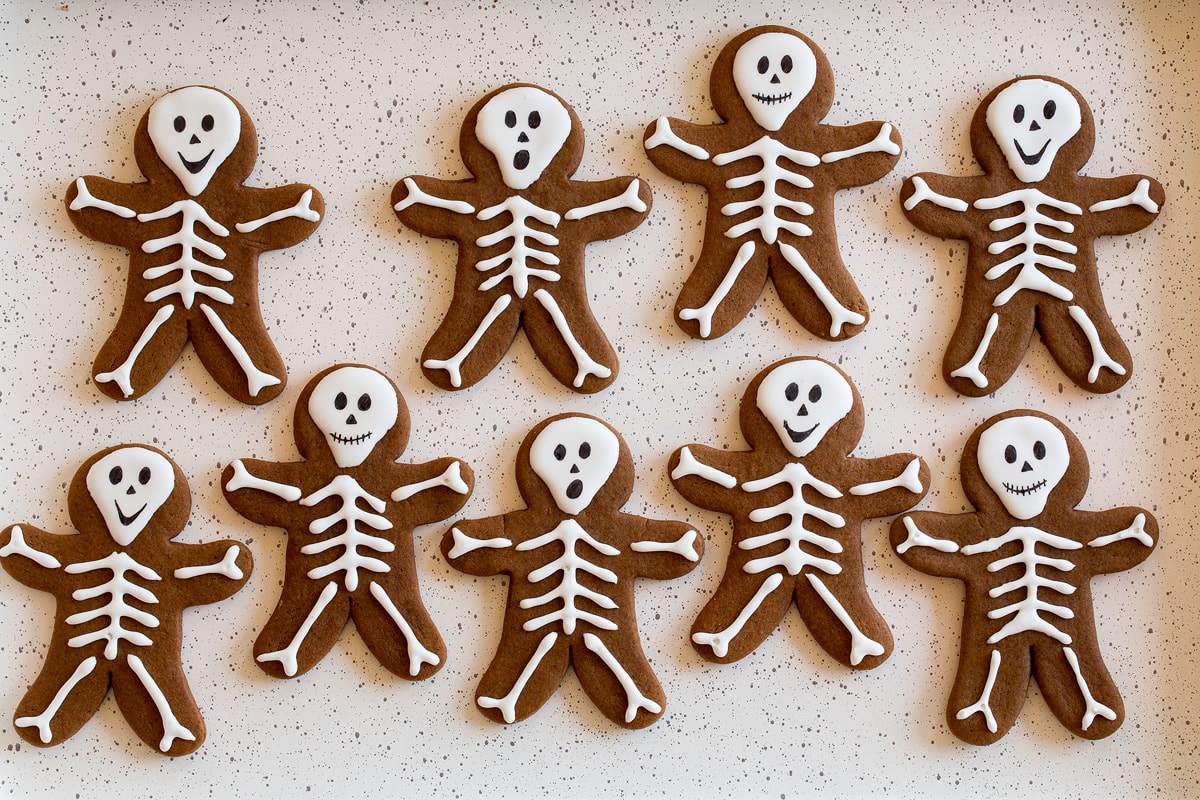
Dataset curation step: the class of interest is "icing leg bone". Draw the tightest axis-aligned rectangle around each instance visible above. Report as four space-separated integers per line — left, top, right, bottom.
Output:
678 240 754 339
14 656 98 744
126 653 196 752
778 242 865 337
198 303 283 398
692 572 784 658
581 632 662 724
950 312 999 389
805 573 885 666
424 294 511 388
956 649 1001 733
478 631 558 723
391 461 470 502
95 304 175 398
368 582 441 677
256 580 339 677
1067 305 1127 383
1063 646 1117 731
533 288 612 388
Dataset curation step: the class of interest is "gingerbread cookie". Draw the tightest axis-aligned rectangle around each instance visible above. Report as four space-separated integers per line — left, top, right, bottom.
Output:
0 445 252 755
223 364 472 680
901 76 1164 396
669 356 928 668
392 83 652 393
644 26 902 341
67 86 324 404
442 413 702 728
890 410 1158 744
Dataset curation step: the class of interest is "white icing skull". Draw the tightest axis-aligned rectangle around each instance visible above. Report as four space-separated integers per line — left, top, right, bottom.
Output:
147 86 242 196
732 32 817 132
757 360 854 458
977 415 1070 520
86 447 176 546
985 79 1082 183
475 86 571 190
530 417 620 516
308 366 400 469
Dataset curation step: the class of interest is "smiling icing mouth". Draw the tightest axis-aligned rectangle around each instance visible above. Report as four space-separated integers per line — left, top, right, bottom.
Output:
782 420 819 443
752 92 793 106
179 150 214 175
115 501 147 526
1012 139 1050 166
330 430 373 446
1002 479 1047 496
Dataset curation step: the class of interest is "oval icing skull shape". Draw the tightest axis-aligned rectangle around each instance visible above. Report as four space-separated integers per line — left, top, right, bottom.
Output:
756 360 854 458
731 31 817 132
147 86 242 197
530 416 620 516
307 366 400 469
977 415 1070 520
475 86 572 191
985 78 1082 183
86 446 176 546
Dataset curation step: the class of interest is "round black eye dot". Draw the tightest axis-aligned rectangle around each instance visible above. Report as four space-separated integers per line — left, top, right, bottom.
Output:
1004 445 1017 464
781 54 793 73
138 467 152 485
201 114 214 132
109 466 124 485
1033 441 1047 460
579 442 591 459
1013 104 1025 124
357 393 372 412
757 56 769 74
1043 100 1056 119
553 444 566 461
529 111 541 129
784 382 799 402
808 384 822 403
505 110 517 128
334 392 348 410
173 116 186 133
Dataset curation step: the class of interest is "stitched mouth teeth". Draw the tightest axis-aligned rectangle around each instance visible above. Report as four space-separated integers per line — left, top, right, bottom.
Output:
330 431 374 446
752 92 793 105
1003 479 1047 496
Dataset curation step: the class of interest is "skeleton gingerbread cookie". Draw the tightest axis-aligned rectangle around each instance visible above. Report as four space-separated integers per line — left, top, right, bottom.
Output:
901 76 1163 396
223 364 473 680
442 414 702 728
890 410 1158 744
0 445 253 755
644 26 902 341
67 86 324 404
670 357 928 668
392 83 652 393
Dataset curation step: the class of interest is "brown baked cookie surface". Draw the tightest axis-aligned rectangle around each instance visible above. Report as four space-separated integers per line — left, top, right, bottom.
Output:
900 76 1163 396
393 84 652 393
0 445 252 756
442 413 702 728
223 364 472 680
644 26 902 341
670 356 927 668
891 410 1158 744
67 86 324 404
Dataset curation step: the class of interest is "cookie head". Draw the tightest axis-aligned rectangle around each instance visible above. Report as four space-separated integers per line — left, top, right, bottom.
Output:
529 415 621 516
756 358 854 458
977 414 1070 520
731 30 817 132
147 86 243 196
475 86 572 190
85 446 177 545
985 78 1083 183
306 365 401 468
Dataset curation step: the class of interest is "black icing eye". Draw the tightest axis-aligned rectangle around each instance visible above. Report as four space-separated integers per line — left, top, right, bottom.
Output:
757 56 769 74
201 115 214 132
1043 100 1056 119
553 444 566 461
505 110 517 128
1013 104 1025 124
579 442 591 459
334 392 348 411
357 393 372 412
528 111 541 129
1004 445 1017 464
1033 441 1047 460
781 54 793 73
109 466 124 485
138 467 152 485
173 115 186 133
784 382 799 402
808 385 822 403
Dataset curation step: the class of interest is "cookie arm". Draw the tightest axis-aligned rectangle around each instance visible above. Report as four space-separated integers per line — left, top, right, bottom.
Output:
817 121 903 187
167 539 254 606
642 117 721 185
391 175 478 239
64 176 149 245
844 454 930 516
561 176 652 240
441 516 514 576
233 184 325 250
389 458 475 526
667 444 746 513
1081 507 1158 574
622 514 704 580
889 511 976 578
221 459 305 529
1082 174 1165 236
0 524 69 591
899 173 979 240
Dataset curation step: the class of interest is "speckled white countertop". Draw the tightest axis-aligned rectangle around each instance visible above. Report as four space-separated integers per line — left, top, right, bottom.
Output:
0 1 1196 797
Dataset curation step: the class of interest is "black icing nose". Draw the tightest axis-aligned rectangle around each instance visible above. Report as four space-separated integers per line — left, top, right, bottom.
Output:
1030 121 1041 132
1021 461 1033 472
770 74 780 84
518 132 529 143
570 464 580 474
798 404 809 416
126 486 136 495
189 134 200 144
346 414 358 425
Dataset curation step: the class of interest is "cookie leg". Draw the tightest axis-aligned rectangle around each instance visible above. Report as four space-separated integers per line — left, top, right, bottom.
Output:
1032 639 1124 739
351 579 445 680
475 628 570 725
112 653 204 756
524 288 617 393
93 301 189 401
690 570 792 663
793 571 891 669
675 238 768 340
943 299 1036 397
421 291 522 391
946 641 1030 744
191 301 286 405
574 631 664 728
1038 300 1131 393
13 653 108 747
254 579 350 678
772 242 868 340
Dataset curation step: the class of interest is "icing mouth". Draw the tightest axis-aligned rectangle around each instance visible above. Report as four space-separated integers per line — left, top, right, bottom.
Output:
1013 138 1050 166
115 501 147 527
179 150 214 175
1002 479 1047 496
566 479 583 499
513 150 530 170
782 420 819 444
752 92 793 106
330 430 374 446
